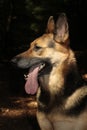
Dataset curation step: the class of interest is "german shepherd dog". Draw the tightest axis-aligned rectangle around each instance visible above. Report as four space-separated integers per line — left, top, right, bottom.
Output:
11 13 87 130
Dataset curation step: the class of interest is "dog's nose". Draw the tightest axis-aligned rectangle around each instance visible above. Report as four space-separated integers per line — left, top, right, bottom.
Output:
11 56 21 66
11 57 17 64
11 56 30 69
11 56 22 68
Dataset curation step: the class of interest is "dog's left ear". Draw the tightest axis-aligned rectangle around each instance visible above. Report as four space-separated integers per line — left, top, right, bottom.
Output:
46 16 55 33
54 13 69 46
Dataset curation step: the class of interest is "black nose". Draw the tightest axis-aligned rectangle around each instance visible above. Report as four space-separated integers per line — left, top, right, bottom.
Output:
11 56 30 69
11 57 18 64
11 56 21 67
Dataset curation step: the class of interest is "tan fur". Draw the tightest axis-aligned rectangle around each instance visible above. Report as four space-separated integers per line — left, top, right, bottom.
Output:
65 86 87 110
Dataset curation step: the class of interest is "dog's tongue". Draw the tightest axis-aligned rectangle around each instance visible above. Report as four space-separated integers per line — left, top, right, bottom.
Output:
25 67 39 94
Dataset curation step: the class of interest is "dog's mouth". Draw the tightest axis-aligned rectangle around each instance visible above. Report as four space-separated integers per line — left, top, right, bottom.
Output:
24 63 45 80
24 62 51 95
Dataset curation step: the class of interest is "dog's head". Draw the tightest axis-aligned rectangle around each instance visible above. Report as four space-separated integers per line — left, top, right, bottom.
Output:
11 13 71 95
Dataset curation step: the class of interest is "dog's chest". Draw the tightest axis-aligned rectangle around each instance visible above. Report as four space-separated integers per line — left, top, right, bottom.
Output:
53 120 85 130
46 112 87 130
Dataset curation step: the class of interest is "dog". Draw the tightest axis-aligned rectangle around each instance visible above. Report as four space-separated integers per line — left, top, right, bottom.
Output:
11 13 87 130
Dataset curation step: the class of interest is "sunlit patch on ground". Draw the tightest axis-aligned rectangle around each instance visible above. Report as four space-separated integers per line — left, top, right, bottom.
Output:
0 97 37 117
0 96 39 130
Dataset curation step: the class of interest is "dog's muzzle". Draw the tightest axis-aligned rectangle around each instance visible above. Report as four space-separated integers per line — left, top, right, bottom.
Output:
11 56 52 95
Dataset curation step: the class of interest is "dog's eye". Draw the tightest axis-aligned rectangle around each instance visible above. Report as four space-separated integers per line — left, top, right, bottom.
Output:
34 45 42 51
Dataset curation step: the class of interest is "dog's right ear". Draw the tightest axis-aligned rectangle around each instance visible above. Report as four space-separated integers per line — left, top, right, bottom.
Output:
46 16 55 33
54 13 69 45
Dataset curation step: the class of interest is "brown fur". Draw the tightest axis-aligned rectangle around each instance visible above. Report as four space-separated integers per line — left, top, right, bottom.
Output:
12 13 87 130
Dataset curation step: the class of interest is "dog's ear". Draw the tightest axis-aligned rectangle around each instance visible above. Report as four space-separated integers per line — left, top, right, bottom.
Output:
54 13 69 46
46 16 55 33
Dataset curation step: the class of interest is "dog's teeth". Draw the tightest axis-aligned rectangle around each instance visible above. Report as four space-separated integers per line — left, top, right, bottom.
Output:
24 74 27 78
24 74 29 80
39 63 45 70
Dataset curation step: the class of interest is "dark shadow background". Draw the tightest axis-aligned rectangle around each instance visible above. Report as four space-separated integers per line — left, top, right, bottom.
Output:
0 0 87 129
0 0 87 58
0 0 87 106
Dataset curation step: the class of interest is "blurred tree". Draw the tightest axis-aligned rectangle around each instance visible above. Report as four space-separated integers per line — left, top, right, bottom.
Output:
25 0 65 35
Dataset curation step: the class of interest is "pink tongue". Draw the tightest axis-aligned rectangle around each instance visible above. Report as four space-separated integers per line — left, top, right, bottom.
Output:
25 67 39 94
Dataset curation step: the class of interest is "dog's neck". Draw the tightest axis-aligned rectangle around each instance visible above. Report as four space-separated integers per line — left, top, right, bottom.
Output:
64 63 83 96
38 60 87 114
